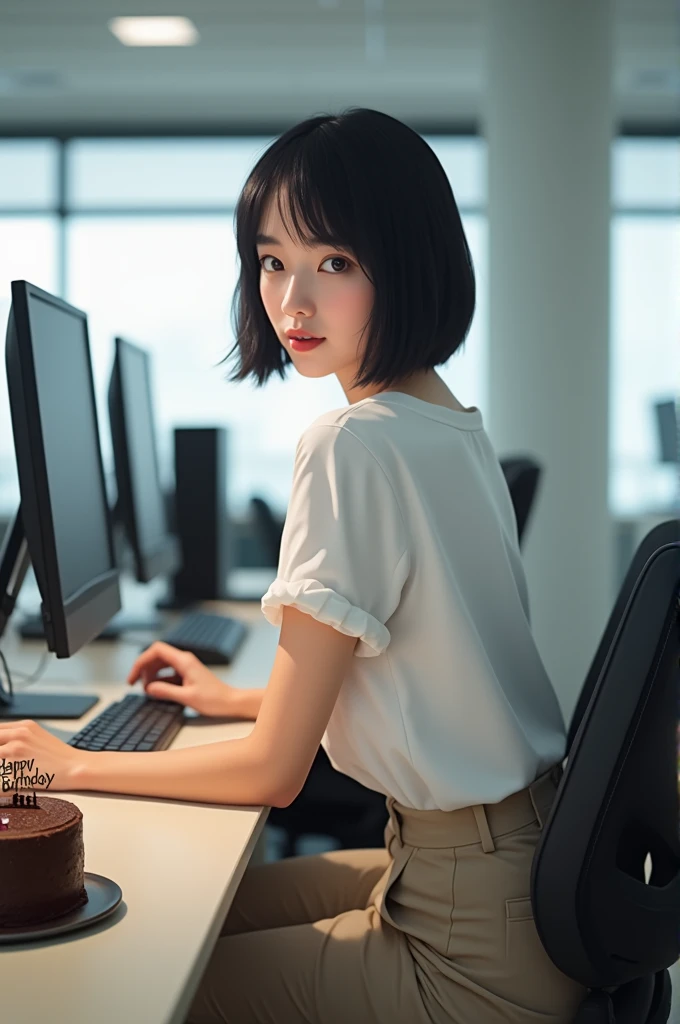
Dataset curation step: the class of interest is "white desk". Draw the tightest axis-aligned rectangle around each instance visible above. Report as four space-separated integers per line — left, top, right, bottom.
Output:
0 599 278 1024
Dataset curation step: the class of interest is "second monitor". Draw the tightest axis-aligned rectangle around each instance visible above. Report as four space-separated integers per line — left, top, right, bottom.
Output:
109 336 180 585
107 336 249 664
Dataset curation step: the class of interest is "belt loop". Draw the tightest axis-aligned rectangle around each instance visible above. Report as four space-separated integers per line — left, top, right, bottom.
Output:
386 797 403 844
471 804 496 853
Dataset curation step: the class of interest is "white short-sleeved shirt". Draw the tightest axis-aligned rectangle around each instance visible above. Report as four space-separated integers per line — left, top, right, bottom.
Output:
261 391 567 811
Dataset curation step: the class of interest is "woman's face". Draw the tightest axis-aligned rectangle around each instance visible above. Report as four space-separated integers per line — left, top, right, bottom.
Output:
256 194 375 397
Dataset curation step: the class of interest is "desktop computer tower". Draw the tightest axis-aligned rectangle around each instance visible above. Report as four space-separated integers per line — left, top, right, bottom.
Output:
165 427 233 606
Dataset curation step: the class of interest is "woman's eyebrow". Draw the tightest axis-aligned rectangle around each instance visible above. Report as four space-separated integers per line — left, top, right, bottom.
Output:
255 233 352 253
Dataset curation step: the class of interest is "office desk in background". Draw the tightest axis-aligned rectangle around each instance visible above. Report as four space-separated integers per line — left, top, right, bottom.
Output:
0 598 278 1024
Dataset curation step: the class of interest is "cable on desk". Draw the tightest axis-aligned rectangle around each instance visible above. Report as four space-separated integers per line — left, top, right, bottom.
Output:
11 648 52 687
0 646 53 698
0 633 160 704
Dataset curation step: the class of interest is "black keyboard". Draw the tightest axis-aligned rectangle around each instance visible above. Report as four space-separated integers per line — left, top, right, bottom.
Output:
68 693 185 752
159 611 248 665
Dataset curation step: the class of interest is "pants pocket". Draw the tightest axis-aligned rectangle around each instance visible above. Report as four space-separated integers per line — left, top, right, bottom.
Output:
505 896 534 957
505 896 587 1017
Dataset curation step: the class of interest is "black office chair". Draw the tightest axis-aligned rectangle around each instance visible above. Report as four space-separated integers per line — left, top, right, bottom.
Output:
500 455 543 546
532 518 680 1022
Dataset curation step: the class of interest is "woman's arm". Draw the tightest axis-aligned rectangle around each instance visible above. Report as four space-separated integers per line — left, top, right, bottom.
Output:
217 686 265 721
68 605 358 806
73 734 279 806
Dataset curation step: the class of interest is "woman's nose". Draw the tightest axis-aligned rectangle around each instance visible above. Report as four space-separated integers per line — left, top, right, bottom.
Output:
281 274 316 318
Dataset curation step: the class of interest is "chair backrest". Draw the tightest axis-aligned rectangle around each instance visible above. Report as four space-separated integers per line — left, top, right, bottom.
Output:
499 456 543 546
531 520 680 990
567 519 680 750
249 495 284 567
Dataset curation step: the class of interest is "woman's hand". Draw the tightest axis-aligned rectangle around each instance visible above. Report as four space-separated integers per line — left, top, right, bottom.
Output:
0 719 86 792
127 641 242 718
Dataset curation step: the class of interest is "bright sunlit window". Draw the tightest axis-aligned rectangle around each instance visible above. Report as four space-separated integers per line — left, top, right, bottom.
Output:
0 216 59 510
0 134 672 523
609 138 680 515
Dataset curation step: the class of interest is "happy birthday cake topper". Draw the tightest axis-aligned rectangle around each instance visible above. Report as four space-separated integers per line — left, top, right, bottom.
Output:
1 757 55 794
0 758 53 829
0 758 55 826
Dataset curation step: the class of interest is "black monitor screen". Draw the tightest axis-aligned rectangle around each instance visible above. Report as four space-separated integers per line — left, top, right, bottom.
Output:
109 337 179 583
119 342 167 554
4 280 120 658
28 294 114 598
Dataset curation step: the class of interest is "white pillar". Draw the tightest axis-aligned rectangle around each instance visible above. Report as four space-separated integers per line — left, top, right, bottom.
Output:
483 0 614 722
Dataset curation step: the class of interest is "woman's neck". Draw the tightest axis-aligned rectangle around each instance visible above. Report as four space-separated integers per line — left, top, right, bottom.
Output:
342 369 471 414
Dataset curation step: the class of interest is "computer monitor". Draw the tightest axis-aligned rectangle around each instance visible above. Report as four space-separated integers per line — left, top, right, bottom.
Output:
108 336 180 585
0 280 121 719
655 399 679 464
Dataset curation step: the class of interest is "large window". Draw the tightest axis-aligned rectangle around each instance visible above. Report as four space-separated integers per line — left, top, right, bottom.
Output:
0 135 488 518
610 139 680 515
1 133 671 522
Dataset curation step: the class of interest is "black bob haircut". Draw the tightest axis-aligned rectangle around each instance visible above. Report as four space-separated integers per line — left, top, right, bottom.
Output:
223 107 476 392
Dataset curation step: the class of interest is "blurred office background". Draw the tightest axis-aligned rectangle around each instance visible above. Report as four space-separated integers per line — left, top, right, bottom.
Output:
0 0 678 727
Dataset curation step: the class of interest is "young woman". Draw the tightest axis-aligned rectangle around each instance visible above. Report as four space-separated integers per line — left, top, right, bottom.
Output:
0 108 586 1022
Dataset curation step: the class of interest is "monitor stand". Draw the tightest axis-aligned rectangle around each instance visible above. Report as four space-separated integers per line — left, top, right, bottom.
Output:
0 692 99 720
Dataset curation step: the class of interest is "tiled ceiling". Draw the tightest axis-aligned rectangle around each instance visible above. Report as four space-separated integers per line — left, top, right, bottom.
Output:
0 0 677 131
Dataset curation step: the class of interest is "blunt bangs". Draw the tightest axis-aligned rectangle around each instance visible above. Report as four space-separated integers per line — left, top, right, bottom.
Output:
223 107 476 391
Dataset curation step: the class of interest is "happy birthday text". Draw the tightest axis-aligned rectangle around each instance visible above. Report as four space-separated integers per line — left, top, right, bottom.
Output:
0 757 55 792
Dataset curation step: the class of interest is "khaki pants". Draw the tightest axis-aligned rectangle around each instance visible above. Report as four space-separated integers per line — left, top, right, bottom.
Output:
186 764 587 1023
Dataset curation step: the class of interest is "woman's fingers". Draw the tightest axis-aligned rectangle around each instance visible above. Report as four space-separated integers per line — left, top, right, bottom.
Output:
127 655 166 684
127 641 193 684
144 680 190 704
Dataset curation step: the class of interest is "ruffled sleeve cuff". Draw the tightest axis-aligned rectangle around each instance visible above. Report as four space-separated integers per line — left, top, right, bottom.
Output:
261 578 391 658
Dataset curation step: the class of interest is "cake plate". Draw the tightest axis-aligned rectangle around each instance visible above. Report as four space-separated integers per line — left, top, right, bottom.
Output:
0 872 122 944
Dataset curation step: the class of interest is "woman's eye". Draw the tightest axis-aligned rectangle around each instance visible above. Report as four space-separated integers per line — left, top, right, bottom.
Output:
320 256 350 273
259 255 349 273
260 255 283 272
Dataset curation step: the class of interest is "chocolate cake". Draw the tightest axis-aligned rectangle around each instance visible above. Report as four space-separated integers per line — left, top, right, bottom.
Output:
0 795 88 928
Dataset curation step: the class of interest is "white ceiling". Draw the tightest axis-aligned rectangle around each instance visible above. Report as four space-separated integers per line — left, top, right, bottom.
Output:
0 0 677 131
